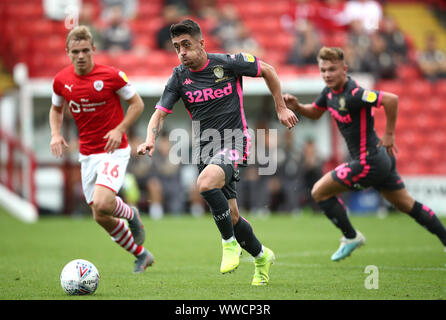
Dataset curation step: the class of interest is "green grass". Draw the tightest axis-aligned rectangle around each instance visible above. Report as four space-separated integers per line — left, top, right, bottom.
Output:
0 208 445 300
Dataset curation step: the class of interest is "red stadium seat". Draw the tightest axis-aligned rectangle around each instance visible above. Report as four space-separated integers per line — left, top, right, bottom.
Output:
244 17 282 35
374 80 404 96
396 64 420 80
257 32 293 52
93 53 111 66
137 1 162 19
407 79 435 97
398 96 423 116
111 52 147 72
30 36 65 52
431 129 446 146
320 31 348 48
425 95 444 115
236 2 266 18
262 51 287 66
434 79 446 97
274 65 301 77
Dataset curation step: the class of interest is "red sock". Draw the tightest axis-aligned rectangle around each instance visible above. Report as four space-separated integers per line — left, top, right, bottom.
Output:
109 219 143 256
112 196 134 220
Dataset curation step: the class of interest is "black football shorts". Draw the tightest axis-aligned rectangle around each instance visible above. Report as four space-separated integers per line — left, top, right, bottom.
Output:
331 146 405 191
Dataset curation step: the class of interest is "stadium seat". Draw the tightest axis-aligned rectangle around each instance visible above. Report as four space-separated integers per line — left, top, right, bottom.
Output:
257 32 293 52
111 52 146 72
425 95 443 115
93 53 111 66
431 129 446 146
434 80 446 97
274 65 301 77
130 17 163 35
398 96 422 116
236 2 266 18
7 3 43 21
300 65 320 75
320 31 348 48
374 80 404 96
396 64 420 80
407 79 435 97
244 17 282 35
262 51 287 66
137 1 162 20
30 36 66 52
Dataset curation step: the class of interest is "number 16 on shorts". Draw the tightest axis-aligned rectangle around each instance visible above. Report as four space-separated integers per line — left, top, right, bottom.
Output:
96 159 126 193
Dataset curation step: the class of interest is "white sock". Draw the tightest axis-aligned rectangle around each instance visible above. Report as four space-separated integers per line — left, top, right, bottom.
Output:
255 246 264 259
222 236 236 243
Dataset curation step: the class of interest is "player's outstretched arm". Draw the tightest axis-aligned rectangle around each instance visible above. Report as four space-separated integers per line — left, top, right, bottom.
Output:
283 93 325 120
377 91 399 157
137 108 169 157
259 61 298 129
49 104 69 158
104 93 144 153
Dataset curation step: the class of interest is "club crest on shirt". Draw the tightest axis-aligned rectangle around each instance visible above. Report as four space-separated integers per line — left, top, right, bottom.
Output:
94 80 104 91
213 65 228 83
339 96 347 111
213 66 224 79
361 90 377 103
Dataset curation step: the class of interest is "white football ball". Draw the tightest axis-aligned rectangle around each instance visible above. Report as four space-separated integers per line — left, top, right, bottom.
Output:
60 259 100 295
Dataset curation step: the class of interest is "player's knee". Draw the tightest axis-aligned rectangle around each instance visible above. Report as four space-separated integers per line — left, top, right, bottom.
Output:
197 177 212 193
92 209 110 226
91 198 114 215
197 174 221 193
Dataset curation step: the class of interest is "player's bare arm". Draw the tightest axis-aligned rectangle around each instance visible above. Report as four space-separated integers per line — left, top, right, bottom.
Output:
283 93 325 120
377 91 399 157
137 108 168 157
49 104 69 158
104 93 144 153
259 61 298 129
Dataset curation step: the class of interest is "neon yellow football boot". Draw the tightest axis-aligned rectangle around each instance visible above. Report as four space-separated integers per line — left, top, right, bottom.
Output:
220 239 242 274
251 247 275 286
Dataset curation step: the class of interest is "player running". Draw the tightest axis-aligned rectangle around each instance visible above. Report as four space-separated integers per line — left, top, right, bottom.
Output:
137 19 298 285
284 47 446 262
49 26 154 273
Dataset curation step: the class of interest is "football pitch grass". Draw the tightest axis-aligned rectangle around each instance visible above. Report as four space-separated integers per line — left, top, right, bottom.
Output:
0 208 445 300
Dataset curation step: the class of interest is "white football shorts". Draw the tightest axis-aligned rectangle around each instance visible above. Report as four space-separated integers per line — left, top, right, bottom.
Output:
79 146 131 204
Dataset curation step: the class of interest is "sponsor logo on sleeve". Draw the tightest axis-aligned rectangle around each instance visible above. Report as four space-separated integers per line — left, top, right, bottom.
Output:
241 53 255 63
119 71 129 83
361 90 377 103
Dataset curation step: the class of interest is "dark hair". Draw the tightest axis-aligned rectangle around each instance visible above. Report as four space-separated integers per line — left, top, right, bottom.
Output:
170 19 202 39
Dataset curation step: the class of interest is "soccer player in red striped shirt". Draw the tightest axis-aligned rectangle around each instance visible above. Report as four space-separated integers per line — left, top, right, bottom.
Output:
49 26 154 273
284 47 446 262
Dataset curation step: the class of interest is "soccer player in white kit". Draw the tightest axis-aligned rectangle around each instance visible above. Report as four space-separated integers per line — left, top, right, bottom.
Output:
49 26 154 273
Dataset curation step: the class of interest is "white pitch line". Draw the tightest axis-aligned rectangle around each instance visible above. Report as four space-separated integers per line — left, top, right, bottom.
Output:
240 246 446 272
272 262 446 272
